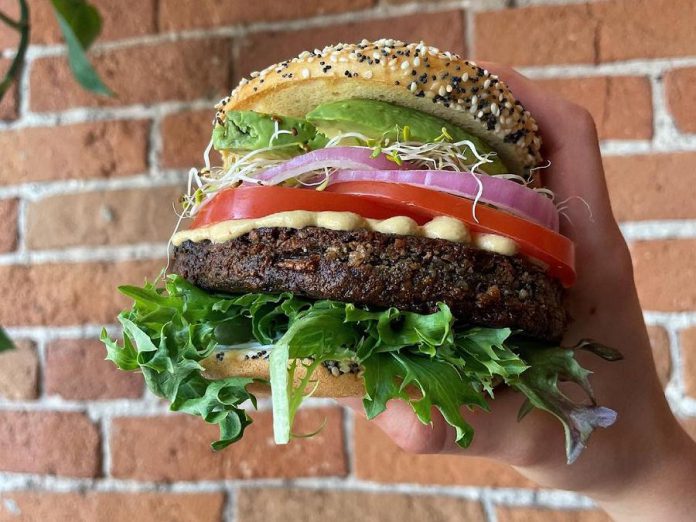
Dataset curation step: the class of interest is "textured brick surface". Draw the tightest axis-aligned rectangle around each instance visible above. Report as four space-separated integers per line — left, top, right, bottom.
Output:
604 153 696 222
593 0 696 62
496 506 612 522
0 198 18 252
665 67 696 134
111 408 346 480
0 411 100 477
44 339 144 400
537 76 652 140
647 325 671 388
354 417 535 487
30 39 231 111
0 58 18 120
475 4 596 66
0 0 157 48
0 492 224 521
235 10 466 82
26 186 182 249
0 340 38 400
236 488 486 522
0 259 163 326
681 328 696 398
0 120 149 185
632 240 696 311
476 0 696 65
161 110 214 169
159 0 375 31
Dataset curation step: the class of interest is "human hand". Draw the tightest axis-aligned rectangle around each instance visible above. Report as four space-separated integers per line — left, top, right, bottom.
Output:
341 64 696 521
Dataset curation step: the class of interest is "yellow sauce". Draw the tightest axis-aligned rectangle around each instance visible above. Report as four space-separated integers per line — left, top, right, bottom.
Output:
172 210 517 255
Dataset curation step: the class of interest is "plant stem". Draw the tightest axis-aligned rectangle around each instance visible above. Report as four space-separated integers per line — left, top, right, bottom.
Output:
0 0 30 102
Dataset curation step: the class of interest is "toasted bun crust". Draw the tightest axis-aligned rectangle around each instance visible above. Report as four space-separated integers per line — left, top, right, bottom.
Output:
201 355 365 397
216 39 542 174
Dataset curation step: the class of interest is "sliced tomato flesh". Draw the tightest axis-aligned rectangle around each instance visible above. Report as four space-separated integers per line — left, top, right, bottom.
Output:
191 184 575 287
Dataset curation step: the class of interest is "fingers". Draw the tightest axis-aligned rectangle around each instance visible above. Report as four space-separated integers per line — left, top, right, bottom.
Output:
478 61 619 243
338 389 565 467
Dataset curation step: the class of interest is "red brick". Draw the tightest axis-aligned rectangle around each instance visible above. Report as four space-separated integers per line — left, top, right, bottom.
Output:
236 488 486 522
604 153 696 222
647 325 671 388
26 186 182 249
0 198 18 252
681 328 696 398
0 258 163 326
476 1 696 66
0 0 156 48
30 39 231 112
161 110 214 169
111 408 346 480
0 58 18 120
0 492 224 521
632 240 696 311
234 10 466 83
665 67 696 134
0 411 100 477
537 76 652 140
159 0 375 31
0 340 38 400
354 417 535 487
0 120 149 185
475 4 596 66
44 339 144 400
496 506 611 522
593 0 696 63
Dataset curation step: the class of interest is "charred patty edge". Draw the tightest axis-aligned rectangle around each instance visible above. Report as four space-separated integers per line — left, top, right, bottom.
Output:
172 226 567 341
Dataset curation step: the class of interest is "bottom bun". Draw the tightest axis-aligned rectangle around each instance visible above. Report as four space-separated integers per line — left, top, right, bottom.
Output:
201 353 365 397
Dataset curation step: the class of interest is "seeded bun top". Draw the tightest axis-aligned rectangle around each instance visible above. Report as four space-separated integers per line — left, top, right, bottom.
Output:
216 39 542 175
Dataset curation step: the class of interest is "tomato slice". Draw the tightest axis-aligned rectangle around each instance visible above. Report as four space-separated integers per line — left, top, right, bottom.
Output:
191 184 575 287
192 186 435 228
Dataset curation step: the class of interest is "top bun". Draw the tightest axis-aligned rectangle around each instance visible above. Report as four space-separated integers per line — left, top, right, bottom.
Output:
216 39 542 174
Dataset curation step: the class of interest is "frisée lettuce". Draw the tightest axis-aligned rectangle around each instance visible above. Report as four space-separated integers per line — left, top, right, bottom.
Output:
103 274 620 463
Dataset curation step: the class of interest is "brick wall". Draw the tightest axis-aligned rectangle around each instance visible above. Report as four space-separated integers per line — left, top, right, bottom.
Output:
0 1 694 520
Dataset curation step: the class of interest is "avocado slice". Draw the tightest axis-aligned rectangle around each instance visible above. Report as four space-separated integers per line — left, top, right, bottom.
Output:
213 110 328 157
306 99 509 175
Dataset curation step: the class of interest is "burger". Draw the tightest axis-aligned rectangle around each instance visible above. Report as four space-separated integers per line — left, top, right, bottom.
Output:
103 39 621 463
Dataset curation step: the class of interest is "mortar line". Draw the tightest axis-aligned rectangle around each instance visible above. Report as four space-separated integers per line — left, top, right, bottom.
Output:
0 473 596 508
100 417 113 479
0 172 189 200
0 242 169 266
223 486 237 522
341 406 356 479
14 197 28 254
481 490 499 522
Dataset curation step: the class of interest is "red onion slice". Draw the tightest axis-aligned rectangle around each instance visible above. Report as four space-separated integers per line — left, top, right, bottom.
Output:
329 170 559 231
256 147 405 185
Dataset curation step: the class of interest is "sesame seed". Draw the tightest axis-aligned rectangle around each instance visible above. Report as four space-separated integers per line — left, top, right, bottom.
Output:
413 56 421 66
410 81 417 92
477 110 484 118
363 70 373 79
401 60 410 70
462 72 469 82
471 94 478 106
438 85 447 97
491 103 500 116
301 68 310 79
483 79 491 89
446 85 453 93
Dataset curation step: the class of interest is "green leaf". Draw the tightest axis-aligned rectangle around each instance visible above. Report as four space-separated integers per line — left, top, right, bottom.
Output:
0 326 15 353
51 0 112 96
511 341 618 464
269 341 290 444
51 0 101 48
102 274 619 460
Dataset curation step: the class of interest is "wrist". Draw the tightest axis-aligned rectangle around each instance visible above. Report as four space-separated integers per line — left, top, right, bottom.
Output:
592 420 696 521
